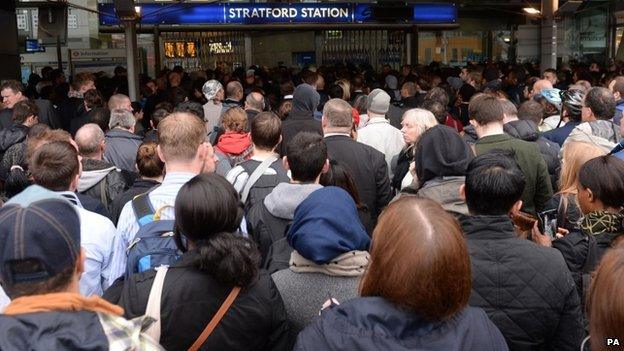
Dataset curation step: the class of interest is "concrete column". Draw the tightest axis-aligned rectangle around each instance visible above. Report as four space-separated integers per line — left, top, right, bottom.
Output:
0 1 20 80
540 0 559 70
123 19 140 101
154 25 161 75
244 33 252 68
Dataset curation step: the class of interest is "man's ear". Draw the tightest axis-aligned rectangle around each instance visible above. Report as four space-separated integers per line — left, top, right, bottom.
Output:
321 115 328 129
321 159 330 174
157 144 166 163
459 184 466 201
509 200 523 217
282 156 290 171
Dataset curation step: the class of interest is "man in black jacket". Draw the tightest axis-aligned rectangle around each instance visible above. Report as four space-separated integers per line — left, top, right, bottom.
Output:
459 151 583 350
279 83 322 156
323 98 392 222
246 132 327 271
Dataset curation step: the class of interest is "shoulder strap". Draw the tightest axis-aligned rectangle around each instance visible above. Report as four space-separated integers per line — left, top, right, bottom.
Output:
144 265 168 342
187 286 241 351
132 192 156 227
241 155 278 203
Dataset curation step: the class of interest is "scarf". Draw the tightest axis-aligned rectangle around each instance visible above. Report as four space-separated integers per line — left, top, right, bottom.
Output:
289 250 370 277
4 292 124 316
580 211 624 235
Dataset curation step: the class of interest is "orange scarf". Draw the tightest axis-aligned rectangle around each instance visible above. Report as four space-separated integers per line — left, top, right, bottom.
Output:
4 292 124 316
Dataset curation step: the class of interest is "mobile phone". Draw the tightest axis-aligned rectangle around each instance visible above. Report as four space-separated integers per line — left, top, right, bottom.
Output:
537 209 558 239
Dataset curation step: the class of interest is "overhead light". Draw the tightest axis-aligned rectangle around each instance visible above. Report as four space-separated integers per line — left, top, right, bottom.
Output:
523 7 541 15
503 37 511 43
134 6 141 15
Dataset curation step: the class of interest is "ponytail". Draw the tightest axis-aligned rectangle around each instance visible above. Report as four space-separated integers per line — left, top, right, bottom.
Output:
193 232 260 287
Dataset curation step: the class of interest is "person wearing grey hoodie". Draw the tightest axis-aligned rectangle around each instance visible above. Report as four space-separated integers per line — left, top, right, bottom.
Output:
278 83 322 156
246 132 328 273
75 124 132 211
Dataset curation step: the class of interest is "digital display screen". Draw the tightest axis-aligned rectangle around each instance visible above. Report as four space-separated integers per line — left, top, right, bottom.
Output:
25 39 45 53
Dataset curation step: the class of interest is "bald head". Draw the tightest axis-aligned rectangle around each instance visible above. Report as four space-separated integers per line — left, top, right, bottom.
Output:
108 94 132 111
531 79 553 98
245 92 264 112
75 123 105 158
226 81 243 101
322 98 353 133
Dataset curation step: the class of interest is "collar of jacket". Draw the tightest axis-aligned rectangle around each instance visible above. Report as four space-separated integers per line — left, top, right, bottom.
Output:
366 117 390 125
324 133 351 139
477 133 513 144
106 128 142 140
458 214 517 240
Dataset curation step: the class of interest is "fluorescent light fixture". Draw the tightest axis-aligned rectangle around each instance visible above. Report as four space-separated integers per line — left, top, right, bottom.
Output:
523 7 541 15
503 37 511 43
134 6 141 15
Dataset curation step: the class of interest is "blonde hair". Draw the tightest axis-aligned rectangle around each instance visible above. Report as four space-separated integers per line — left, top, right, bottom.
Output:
558 141 606 194
336 79 351 101
158 112 205 162
221 107 248 133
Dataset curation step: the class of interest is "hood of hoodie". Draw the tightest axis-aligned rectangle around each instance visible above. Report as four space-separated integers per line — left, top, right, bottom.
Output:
264 182 323 220
415 125 473 184
286 186 370 264
106 128 143 141
77 158 117 192
503 120 539 142
290 83 320 118
216 132 251 155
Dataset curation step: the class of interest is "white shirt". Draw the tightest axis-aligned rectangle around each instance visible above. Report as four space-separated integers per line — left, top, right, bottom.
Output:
108 172 196 284
357 117 405 179
59 192 116 297
226 154 284 194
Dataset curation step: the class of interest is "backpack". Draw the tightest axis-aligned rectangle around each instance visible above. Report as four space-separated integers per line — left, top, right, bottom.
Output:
125 192 181 277
239 157 290 212
262 223 293 275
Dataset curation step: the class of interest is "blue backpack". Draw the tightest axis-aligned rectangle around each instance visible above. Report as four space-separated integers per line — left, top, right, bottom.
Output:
125 192 182 277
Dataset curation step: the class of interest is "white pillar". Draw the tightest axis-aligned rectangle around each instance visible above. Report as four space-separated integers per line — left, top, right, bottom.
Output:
540 0 558 70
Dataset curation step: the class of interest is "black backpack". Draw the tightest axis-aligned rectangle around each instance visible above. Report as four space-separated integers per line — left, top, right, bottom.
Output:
239 158 290 212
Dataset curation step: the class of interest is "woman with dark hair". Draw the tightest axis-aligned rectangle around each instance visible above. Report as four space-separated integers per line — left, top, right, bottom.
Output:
294 197 507 350
406 124 472 214
320 160 373 233
272 187 370 334
585 246 624 351
106 173 291 351
109 141 164 224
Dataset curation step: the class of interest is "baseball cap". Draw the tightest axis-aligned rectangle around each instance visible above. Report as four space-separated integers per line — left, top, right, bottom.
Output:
0 185 81 284
367 89 391 115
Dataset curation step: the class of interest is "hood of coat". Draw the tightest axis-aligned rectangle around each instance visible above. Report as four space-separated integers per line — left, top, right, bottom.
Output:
418 177 468 215
290 84 320 117
105 128 143 141
504 120 539 142
415 125 473 184
287 187 370 264
216 132 251 155
77 158 117 192
264 182 323 220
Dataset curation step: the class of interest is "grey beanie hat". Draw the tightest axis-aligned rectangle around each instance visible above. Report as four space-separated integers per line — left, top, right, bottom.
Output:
367 89 391 115
202 80 223 101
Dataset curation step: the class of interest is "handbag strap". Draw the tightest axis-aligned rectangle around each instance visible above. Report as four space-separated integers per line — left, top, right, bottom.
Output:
144 265 169 341
187 286 241 351
240 155 278 203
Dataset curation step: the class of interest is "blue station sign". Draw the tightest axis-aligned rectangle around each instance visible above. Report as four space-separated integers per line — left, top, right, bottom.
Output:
98 3 457 26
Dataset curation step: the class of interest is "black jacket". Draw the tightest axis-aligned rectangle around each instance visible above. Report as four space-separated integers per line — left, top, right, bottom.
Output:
104 251 291 351
0 109 13 130
77 158 134 211
57 97 84 133
325 135 392 221
0 311 111 350
504 120 561 188
279 110 322 156
294 296 509 351
0 124 28 154
110 178 160 224
460 215 583 351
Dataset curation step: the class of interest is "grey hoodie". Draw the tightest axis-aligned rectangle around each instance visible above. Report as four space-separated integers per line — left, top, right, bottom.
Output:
263 183 323 220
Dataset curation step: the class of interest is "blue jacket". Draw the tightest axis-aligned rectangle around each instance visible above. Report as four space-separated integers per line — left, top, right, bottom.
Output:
542 121 581 147
294 296 508 351
614 100 624 125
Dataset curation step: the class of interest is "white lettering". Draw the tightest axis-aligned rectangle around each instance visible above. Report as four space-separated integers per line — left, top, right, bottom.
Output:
290 8 297 18
251 8 259 18
242 8 250 18
339 8 349 18
607 339 621 346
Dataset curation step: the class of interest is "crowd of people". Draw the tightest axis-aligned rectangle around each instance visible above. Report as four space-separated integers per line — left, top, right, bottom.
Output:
0 59 623 350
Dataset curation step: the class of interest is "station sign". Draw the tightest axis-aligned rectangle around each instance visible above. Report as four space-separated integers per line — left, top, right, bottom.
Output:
98 3 457 26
